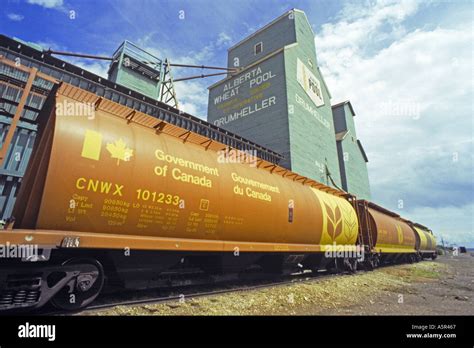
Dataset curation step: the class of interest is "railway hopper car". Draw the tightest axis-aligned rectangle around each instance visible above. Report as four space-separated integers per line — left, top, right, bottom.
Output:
355 200 420 267
411 223 437 260
0 82 362 311
0 51 437 312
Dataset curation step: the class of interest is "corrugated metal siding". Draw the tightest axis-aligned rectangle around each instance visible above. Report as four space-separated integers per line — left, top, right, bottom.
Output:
0 58 48 218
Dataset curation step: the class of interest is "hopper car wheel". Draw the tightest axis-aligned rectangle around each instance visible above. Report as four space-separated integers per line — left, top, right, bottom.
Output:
363 258 374 271
343 258 358 273
350 259 358 273
326 259 340 274
51 258 104 311
369 255 380 269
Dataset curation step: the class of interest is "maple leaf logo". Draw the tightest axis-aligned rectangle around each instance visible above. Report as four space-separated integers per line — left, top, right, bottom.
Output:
106 138 133 165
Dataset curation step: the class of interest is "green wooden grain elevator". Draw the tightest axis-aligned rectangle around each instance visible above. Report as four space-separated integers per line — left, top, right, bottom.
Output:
207 8 371 198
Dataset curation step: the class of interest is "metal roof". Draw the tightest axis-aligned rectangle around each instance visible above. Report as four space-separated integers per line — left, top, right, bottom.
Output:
332 100 356 117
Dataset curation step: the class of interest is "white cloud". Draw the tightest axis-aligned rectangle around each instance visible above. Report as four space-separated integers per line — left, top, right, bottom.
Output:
173 80 209 118
404 204 474 247
7 13 24 21
72 60 109 78
315 0 473 245
177 101 199 116
30 40 62 51
318 0 419 54
27 0 63 9
216 32 232 47
141 42 215 67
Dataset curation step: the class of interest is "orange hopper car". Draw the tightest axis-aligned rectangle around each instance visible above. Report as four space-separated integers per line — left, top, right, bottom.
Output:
0 78 435 312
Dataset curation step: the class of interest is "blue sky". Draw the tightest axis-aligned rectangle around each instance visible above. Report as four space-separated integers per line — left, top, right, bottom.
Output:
1 0 473 246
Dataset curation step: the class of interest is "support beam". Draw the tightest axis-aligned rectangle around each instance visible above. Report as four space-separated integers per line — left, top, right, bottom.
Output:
200 139 213 150
180 130 191 143
125 110 136 124
153 121 166 134
94 97 103 111
0 67 37 165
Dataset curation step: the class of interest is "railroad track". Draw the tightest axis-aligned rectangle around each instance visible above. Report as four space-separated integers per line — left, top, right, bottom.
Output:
35 261 414 316
42 269 342 316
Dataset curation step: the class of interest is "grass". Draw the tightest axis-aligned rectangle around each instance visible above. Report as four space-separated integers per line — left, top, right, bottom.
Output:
410 263 444 279
85 260 450 316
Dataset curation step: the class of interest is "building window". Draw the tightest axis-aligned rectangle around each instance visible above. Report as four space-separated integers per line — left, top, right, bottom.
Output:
254 42 263 55
308 58 313 68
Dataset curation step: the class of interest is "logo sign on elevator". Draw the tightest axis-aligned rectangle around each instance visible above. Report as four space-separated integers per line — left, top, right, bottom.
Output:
296 58 324 107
